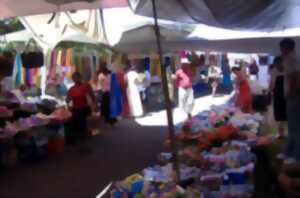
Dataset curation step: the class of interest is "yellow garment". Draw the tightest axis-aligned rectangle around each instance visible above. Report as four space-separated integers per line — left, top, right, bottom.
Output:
156 59 161 77
56 50 62 66
66 48 73 66
150 59 160 76
66 48 74 78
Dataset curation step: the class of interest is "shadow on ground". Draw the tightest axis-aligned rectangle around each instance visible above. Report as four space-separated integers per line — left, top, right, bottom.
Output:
0 119 167 198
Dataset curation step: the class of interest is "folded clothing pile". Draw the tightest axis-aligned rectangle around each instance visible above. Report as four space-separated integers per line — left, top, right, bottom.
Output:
175 104 263 136
110 173 199 198
0 110 70 138
0 106 13 118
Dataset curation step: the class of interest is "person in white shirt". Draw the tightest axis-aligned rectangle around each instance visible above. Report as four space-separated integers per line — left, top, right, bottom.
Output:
280 38 300 162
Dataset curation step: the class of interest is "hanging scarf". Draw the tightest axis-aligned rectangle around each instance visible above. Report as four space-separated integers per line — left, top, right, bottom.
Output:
47 51 57 82
144 57 150 71
56 50 62 66
25 68 31 87
82 56 91 82
66 48 73 66
13 53 22 88
61 49 67 66
110 73 123 118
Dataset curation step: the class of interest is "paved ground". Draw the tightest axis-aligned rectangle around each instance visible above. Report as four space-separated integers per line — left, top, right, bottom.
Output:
0 120 167 198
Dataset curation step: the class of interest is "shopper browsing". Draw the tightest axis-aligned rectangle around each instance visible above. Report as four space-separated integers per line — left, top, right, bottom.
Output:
176 58 194 119
280 38 300 163
66 72 97 150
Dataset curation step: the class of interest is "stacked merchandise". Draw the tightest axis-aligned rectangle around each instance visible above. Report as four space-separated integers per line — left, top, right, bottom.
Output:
0 107 71 139
106 104 271 197
0 107 71 164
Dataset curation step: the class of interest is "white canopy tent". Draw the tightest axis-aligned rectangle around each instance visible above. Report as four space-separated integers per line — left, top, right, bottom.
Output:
129 0 300 31
0 0 127 18
115 23 195 54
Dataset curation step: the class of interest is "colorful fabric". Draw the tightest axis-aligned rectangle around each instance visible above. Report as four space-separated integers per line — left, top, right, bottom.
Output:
47 51 57 82
116 71 130 117
61 50 66 66
144 57 150 71
25 68 31 86
66 48 73 67
56 50 62 66
82 56 92 82
13 53 22 88
110 73 123 118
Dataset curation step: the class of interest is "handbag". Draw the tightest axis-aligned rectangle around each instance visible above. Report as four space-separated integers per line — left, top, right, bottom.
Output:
0 51 14 77
21 39 44 68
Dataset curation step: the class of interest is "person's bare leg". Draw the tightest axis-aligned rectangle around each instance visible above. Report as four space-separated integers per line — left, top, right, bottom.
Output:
212 81 218 97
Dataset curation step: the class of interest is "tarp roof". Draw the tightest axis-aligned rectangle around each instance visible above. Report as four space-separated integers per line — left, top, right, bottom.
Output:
115 24 195 53
0 0 127 18
115 35 300 55
129 0 300 31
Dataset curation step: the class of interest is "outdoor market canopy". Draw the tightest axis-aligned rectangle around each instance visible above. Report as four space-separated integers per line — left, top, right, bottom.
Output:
129 0 300 31
0 0 127 18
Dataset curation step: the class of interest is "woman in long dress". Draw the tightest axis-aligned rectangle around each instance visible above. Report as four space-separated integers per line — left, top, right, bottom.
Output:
126 67 143 117
232 67 253 113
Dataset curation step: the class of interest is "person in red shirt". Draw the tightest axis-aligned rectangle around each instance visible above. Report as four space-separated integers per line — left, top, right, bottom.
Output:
66 72 97 148
232 67 253 113
176 58 194 119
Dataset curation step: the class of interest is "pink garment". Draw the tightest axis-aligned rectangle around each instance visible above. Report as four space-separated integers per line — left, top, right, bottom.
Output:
176 66 193 88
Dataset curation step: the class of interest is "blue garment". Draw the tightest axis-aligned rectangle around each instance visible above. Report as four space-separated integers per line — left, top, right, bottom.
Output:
222 74 232 86
14 53 22 87
110 73 123 118
144 57 150 71
25 68 31 86
221 54 232 87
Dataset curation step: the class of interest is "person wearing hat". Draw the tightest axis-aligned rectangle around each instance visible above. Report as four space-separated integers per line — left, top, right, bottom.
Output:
175 58 194 119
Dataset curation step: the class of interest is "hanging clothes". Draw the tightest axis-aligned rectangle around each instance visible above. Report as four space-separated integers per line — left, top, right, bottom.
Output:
47 51 57 82
25 68 31 87
66 48 73 66
82 56 92 82
116 71 130 117
144 57 150 71
61 50 67 66
13 53 22 88
110 73 123 118
56 50 62 66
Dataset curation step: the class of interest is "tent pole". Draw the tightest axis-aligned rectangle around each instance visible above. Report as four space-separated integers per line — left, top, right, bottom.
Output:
151 0 180 182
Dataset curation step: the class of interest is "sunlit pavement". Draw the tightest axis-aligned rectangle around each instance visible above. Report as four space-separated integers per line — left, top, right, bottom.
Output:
135 92 234 126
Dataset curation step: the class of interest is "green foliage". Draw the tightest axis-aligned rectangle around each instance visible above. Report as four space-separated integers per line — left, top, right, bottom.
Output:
0 18 24 35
